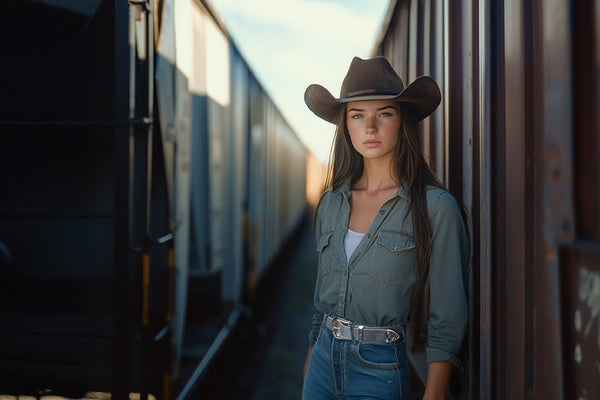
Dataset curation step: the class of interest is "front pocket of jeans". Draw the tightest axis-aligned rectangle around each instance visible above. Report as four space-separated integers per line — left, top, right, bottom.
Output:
353 342 399 370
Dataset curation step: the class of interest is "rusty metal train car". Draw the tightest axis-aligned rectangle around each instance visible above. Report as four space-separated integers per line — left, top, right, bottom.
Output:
0 0 307 399
372 0 599 399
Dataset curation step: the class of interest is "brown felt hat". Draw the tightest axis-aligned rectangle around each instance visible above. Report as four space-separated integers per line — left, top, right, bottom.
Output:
304 56 441 124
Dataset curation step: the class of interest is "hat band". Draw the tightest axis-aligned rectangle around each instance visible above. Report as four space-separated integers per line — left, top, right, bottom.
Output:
340 88 401 99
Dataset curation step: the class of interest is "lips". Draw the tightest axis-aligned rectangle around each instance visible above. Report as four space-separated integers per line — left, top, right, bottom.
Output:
363 140 381 148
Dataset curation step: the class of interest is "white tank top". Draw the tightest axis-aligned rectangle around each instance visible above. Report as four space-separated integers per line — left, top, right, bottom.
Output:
344 228 366 263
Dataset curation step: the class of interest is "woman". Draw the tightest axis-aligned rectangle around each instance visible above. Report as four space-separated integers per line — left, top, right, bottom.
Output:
302 56 469 400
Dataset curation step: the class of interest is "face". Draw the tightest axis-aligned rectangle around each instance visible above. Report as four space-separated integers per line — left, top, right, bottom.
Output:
345 99 401 162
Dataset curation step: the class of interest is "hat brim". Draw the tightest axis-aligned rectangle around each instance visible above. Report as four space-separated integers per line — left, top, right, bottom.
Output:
304 76 441 124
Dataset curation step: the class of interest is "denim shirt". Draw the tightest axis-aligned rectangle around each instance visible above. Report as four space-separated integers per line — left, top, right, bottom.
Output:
310 179 468 366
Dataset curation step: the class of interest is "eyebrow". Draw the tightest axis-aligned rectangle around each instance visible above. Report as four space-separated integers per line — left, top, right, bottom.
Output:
347 105 397 113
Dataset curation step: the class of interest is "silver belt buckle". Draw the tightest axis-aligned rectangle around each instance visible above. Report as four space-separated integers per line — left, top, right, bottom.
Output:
385 329 400 342
332 317 351 339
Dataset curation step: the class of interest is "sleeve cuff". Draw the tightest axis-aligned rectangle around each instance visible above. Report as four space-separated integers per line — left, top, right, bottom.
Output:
426 346 462 367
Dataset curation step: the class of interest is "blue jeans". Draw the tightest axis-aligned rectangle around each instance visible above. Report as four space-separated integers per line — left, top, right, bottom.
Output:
303 326 410 399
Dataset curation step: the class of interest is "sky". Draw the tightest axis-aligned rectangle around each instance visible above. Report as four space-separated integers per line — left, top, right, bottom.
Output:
209 0 391 163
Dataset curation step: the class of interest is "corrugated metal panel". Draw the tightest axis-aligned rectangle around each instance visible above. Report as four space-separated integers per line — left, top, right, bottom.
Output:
421 0 433 164
224 48 249 302
189 93 210 274
155 0 176 220
477 0 493 398
503 1 529 397
248 78 266 286
431 0 445 180
533 0 575 397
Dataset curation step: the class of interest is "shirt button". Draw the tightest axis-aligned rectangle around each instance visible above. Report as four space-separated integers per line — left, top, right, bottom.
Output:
367 233 371 238
379 210 385 215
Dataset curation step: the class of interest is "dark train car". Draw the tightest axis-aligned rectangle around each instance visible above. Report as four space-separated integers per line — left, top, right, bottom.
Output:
0 1 307 399
0 0 168 397
372 0 599 399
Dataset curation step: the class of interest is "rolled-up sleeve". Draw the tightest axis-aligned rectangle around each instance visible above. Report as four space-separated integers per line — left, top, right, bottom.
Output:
426 191 469 366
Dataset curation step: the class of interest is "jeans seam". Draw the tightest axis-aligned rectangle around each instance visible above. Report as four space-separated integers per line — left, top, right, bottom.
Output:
397 367 403 400
343 340 348 398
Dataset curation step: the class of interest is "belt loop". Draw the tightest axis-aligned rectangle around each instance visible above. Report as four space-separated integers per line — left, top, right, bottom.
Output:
357 325 364 342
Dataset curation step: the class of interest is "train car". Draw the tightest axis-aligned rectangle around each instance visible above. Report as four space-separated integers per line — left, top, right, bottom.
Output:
0 1 307 399
372 0 599 399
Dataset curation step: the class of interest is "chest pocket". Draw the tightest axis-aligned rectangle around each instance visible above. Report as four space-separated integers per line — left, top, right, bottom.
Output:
369 230 418 285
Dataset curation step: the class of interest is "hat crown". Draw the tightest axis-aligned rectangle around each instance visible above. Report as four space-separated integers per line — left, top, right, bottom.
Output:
339 57 405 99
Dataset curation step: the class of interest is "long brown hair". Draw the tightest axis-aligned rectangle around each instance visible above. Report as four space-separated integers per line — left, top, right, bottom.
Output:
322 102 459 271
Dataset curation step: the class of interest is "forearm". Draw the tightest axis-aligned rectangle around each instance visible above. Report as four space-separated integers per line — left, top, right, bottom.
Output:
423 361 452 400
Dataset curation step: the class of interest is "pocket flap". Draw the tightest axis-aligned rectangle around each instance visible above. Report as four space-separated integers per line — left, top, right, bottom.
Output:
316 231 334 252
376 230 415 253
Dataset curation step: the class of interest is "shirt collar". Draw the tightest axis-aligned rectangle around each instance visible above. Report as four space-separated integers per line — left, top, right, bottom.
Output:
336 178 352 200
394 183 412 203
333 177 412 203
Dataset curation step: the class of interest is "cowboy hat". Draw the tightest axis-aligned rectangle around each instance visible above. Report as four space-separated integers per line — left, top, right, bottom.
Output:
304 56 441 124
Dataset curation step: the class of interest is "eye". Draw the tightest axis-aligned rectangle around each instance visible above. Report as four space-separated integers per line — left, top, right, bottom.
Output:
378 112 393 117
350 113 363 119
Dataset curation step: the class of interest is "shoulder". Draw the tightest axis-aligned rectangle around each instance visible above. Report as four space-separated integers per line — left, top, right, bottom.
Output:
314 189 341 241
425 185 456 205
317 188 343 213
315 189 336 227
316 189 333 214
425 186 462 219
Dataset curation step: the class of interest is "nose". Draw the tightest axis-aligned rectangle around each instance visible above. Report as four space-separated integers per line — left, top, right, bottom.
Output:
366 116 377 134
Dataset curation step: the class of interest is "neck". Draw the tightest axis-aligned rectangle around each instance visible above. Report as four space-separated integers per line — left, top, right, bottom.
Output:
355 156 399 194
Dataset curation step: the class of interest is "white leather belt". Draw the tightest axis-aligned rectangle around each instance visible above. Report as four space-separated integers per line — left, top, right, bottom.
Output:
324 315 404 343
